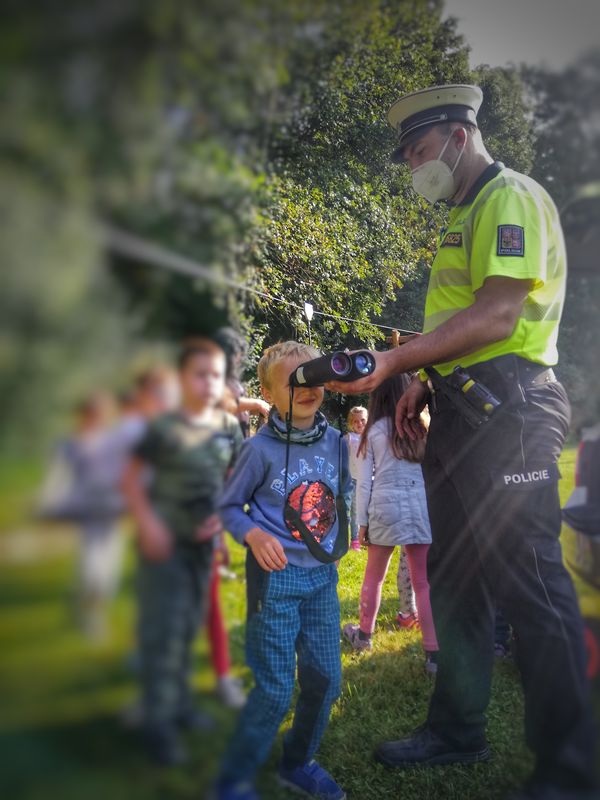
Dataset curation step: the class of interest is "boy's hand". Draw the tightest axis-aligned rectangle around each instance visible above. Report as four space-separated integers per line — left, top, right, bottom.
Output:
245 528 288 572
358 525 369 547
195 513 223 543
139 517 173 561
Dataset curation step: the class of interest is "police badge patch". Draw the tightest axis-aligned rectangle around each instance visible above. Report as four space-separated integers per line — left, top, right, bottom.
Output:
497 225 524 256
441 231 463 247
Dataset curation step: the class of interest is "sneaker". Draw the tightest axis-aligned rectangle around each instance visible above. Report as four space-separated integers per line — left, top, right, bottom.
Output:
350 540 361 551
278 760 346 799
425 651 438 675
342 623 372 652
143 723 188 766
211 780 260 800
375 724 490 768
396 611 420 630
217 675 247 709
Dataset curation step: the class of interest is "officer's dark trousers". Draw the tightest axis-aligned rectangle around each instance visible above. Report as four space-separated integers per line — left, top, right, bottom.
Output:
423 380 597 792
138 541 213 729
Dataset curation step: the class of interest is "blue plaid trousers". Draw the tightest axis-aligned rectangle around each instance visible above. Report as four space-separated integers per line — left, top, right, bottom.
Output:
219 553 342 783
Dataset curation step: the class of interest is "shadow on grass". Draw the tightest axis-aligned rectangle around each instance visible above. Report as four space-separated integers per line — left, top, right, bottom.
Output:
0 694 241 800
3 537 588 800
323 647 532 800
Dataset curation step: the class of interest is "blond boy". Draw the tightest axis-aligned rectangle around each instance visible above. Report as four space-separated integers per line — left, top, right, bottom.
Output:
215 342 351 800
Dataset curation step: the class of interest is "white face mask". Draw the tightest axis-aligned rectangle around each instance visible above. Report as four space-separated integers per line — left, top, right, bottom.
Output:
411 131 466 204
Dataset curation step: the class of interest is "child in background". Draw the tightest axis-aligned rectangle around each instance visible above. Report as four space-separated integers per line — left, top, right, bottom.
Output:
344 404 420 619
115 366 178 449
212 327 270 437
122 340 242 766
207 327 268 710
206 537 247 709
346 403 420 621
345 406 368 551
343 373 439 673
214 341 352 800
118 362 245 724
396 547 420 629
40 393 124 639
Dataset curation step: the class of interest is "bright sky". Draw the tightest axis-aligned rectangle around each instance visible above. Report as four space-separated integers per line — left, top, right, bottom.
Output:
443 0 600 70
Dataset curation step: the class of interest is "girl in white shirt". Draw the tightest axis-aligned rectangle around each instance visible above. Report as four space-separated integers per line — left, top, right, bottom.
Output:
343 374 439 672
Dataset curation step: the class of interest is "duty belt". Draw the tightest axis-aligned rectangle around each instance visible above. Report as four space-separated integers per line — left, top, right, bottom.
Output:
513 362 556 387
468 356 556 389
428 356 558 422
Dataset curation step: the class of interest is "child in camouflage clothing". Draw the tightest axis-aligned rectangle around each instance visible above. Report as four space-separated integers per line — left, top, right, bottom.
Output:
122 339 242 765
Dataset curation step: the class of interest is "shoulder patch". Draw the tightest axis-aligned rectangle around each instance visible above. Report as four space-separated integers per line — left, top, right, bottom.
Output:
497 225 524 256
441 231 463 248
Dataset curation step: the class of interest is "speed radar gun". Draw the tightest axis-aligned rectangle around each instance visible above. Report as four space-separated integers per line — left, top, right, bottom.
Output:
290 350 376 388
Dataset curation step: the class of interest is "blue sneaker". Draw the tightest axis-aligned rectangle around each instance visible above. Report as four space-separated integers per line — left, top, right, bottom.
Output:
278 760 346 800
211 780 259 800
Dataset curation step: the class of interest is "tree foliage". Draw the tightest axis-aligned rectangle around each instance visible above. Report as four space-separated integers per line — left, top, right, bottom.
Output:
521 51 600 426
2 0 589 451
245 0 469 349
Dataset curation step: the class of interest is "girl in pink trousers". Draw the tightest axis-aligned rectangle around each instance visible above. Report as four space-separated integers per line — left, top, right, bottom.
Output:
343 373 439 672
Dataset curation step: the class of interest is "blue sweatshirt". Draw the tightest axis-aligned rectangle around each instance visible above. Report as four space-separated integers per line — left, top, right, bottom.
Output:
219 420 352 568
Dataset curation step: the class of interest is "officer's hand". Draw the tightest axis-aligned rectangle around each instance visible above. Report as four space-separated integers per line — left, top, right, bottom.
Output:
325 349 394 395
358 525 369 547
395 377 429 441
139 516 173 561
245 528 288 572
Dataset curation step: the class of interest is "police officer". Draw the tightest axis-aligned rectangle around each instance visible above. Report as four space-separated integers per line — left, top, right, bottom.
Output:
327 84 598 799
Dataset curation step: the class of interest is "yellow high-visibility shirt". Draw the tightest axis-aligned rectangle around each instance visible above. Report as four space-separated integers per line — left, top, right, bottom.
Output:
422 162 566 376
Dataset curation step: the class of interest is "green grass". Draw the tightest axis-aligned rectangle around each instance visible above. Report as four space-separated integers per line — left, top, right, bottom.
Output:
0 456 43 531
0 447 596 799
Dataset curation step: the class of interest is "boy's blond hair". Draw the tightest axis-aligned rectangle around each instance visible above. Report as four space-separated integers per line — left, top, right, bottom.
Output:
257 341 320 389
347 405 368 421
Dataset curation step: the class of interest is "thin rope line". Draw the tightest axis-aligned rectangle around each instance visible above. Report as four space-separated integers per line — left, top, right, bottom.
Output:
101 224 421 336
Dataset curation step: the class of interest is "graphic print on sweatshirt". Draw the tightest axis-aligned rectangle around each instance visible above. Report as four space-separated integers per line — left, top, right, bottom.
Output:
284 480 336 543
269 453 339 546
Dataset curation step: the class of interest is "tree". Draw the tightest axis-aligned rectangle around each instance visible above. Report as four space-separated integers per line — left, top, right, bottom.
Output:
0 0 548 451
522 51 600 208
240 0 471 351
522 51 600 426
